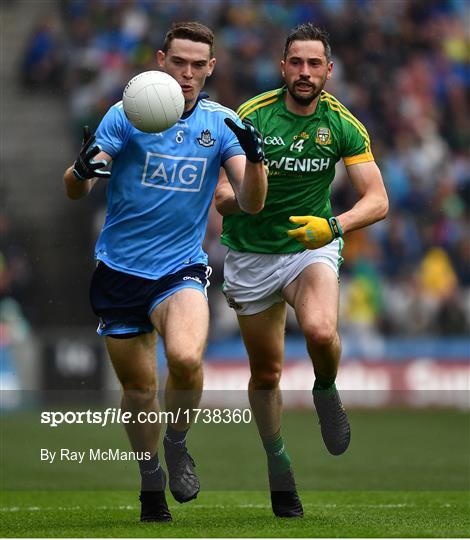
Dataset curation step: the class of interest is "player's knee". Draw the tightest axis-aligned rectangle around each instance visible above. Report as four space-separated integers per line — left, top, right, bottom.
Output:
122 383 157 409
250 367 281 390
303 321 337 346
167 352 202 382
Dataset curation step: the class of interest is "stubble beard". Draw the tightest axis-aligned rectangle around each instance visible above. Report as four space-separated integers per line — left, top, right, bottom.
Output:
287 79 325 106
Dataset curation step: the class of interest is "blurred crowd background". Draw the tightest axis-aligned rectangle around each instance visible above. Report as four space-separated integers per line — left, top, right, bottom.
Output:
2 0 470 364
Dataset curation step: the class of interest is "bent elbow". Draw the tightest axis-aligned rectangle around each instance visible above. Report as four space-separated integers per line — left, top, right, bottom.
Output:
252 201 265 214
380 195 389 220
214 193 225 213
242 201 265 215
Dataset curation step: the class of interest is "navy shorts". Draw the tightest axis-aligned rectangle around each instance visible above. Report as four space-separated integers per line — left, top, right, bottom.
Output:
89 261 212 338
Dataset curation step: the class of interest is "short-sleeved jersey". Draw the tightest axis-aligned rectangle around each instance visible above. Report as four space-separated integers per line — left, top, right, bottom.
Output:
94 98 243 279
221 87 374 253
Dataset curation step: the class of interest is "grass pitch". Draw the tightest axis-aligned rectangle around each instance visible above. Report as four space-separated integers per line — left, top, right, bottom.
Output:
1 490 469 537
1 408 469 537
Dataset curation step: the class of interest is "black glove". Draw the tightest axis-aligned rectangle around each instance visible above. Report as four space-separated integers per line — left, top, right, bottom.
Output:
224 118 265 163
72 126 111 180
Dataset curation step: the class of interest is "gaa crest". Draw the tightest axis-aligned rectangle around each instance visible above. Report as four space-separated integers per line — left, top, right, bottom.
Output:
197 129 216 147
315 127 331 145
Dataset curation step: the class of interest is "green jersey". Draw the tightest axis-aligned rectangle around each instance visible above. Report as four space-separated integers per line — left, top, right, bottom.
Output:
221 87 374 253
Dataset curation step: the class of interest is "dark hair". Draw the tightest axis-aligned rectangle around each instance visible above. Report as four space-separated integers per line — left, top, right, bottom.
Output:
283 23 331 61
162 21 215 57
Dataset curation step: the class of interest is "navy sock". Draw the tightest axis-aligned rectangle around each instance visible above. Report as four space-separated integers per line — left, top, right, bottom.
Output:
164 425 188 447
138 453 164 491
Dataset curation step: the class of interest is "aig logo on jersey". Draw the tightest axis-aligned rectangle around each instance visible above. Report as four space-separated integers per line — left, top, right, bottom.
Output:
141 152 207 192
316 127 331 145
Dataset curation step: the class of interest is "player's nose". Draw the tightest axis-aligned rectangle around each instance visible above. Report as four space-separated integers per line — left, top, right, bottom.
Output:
182 66 193 79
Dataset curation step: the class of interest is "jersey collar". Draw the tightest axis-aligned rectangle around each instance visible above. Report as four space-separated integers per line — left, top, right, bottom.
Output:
181 92 210 119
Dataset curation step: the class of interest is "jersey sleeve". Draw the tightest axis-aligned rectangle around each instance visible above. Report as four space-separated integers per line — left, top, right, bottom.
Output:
220 110 244 164
340 115 374 166
95 102 133 158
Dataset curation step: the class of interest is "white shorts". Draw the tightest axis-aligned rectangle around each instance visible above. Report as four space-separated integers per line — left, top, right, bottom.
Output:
222 239 344 315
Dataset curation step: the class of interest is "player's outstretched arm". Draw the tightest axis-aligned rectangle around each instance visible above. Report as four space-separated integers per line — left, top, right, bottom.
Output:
222 154 267 215
214 169 241 216
222 118 267 215
63 126 112 200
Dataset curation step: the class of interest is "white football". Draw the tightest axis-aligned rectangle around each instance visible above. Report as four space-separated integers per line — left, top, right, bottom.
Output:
122 71 185 133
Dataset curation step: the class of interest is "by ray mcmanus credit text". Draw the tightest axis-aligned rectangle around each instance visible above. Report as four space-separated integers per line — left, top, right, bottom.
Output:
40 448 151 464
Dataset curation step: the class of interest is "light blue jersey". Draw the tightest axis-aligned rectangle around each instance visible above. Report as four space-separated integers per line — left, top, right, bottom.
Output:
94 97 243 280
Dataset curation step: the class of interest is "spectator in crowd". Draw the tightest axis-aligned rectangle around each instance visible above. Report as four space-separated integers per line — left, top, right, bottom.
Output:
20 14 64 90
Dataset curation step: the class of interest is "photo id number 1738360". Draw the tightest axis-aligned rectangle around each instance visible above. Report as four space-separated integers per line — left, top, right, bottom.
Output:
187 408 252 424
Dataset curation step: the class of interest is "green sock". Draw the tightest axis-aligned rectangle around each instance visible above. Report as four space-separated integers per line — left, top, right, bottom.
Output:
313 378 336 395
262 431 291 476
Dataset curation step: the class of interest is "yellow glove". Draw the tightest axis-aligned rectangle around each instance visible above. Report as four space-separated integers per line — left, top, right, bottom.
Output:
287 215 343 250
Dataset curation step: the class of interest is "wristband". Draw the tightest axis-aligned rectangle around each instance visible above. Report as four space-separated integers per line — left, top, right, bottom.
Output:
328 217 343 238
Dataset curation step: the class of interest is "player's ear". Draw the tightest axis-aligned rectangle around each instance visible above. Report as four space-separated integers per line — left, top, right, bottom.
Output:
326 61 333 80
156 50 165 67
207 57 216 76
280 59 286 78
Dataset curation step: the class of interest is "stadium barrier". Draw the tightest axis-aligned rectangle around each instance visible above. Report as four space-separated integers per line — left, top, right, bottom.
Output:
202 359 470 409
